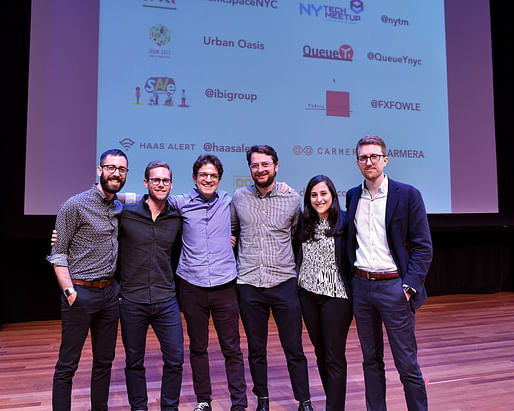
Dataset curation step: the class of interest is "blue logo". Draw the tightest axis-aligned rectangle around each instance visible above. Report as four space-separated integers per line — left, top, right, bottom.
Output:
299 2 363 23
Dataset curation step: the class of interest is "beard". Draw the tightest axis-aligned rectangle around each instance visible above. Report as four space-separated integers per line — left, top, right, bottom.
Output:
253 169 277 189
100 172 126 194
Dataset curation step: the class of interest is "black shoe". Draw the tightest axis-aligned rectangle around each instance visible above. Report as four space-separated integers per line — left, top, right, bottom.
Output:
256 397 269 411
298 400 314 411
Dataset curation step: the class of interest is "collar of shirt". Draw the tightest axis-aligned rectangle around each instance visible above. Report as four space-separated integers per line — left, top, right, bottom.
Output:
92 184 118 205
252 182 279 199
140 193 174 216
191 187 219 203
361 175 389 199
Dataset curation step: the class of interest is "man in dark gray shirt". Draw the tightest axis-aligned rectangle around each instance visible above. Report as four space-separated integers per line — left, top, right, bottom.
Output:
231 145 313 411
48 149 128 411
118 161 183 411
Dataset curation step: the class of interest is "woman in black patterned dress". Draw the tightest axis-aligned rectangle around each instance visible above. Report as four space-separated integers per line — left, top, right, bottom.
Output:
294 175 353 411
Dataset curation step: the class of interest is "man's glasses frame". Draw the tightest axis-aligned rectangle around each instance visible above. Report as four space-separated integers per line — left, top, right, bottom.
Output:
148 178 172 186
356 154 385 165
197 172 219 181
249 161 274 171
101 164 129 175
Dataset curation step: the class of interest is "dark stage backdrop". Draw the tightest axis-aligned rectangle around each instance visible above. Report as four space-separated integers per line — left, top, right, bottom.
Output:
2 1 513 324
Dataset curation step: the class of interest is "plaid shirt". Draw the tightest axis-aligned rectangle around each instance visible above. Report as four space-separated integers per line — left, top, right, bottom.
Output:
231 183 300 288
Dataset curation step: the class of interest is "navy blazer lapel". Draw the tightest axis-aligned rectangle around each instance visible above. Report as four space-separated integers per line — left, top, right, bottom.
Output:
385 179 400 229
348 186 362 223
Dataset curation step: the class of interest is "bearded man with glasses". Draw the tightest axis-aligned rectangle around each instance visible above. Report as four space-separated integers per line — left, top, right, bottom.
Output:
48 149 128 411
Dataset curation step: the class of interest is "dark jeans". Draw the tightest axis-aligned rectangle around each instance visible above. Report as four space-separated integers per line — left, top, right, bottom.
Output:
53 281 120 411
177 278 247 410
237 278 310 402
299 288 353 411
120 296 184 411
352 275 427 411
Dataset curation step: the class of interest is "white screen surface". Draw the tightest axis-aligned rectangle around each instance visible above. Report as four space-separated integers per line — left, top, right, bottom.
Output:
97 0 451 211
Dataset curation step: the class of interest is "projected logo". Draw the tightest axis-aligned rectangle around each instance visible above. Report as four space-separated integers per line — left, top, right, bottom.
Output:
303 44 353 61
293 145 313 156
142 0 177 10
306 91 350 117
203 35 264 51
203 142 251 153
119 138 135 151
149 24 172 59
293 144 358 157
299 1 364 23
367 52 422 67
350 0 363 13
380 15 409 27
233 176 254 192
134 77 190 107
150 24 171 46
204 88 258 103
370 99 421 112
208 0 278 9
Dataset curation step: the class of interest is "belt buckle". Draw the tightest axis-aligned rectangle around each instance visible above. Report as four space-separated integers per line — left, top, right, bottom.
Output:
366 271 376 280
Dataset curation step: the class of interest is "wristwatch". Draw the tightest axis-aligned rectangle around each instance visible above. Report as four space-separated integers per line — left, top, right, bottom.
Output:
63 287 76 298
402 284 416 296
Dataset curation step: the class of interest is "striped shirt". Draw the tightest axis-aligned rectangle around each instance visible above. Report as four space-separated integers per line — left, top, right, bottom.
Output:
47 185 123 280
231 183 300 288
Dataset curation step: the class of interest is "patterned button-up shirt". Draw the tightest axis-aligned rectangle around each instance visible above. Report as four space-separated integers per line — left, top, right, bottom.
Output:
298 219 348 298
231 183 300 288
47 185 123 280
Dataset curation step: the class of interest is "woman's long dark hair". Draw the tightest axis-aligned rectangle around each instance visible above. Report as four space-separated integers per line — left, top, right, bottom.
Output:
299 175 344 242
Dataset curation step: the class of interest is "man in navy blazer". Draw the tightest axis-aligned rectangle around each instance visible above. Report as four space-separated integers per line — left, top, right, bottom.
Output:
346 135 432 411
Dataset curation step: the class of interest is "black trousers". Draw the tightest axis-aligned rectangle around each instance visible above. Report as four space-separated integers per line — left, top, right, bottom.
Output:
237 278 310 402
177 278 247 410
299 287 353 411
52 281 120 411
120 297 183 410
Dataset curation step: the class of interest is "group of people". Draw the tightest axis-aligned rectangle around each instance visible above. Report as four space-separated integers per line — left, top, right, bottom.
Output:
48 136 432 411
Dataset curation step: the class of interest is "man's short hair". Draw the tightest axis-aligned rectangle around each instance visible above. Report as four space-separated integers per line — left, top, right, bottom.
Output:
144 160 171 180
192 154 224 179
356 135 387 157
246 145 279 166
100 149 128 165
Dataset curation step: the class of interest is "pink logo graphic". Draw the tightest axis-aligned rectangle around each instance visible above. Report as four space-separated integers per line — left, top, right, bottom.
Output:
326 91 350 117
339 44 354 61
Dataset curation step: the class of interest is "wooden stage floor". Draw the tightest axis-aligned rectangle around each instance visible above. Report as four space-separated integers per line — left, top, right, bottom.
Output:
1 292 513 410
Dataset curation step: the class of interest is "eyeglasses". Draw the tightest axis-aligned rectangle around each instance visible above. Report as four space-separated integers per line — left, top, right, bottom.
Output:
357 154 385 165
249 161 274 171
101 164 129 175
148 178 171 186
197 172 219 181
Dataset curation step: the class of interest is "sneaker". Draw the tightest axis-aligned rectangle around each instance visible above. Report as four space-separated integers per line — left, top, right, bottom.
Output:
256 397 269 411
193 402 212 411
298 399 314 411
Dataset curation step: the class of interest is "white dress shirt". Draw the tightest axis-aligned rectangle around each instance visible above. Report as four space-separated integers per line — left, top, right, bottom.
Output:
354 175 398 273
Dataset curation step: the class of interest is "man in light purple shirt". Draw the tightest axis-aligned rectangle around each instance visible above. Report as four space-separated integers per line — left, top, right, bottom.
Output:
170 155 247 411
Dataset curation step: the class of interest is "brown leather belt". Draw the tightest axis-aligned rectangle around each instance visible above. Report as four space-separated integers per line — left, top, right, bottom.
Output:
355 268 400 280
72 277 114 288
